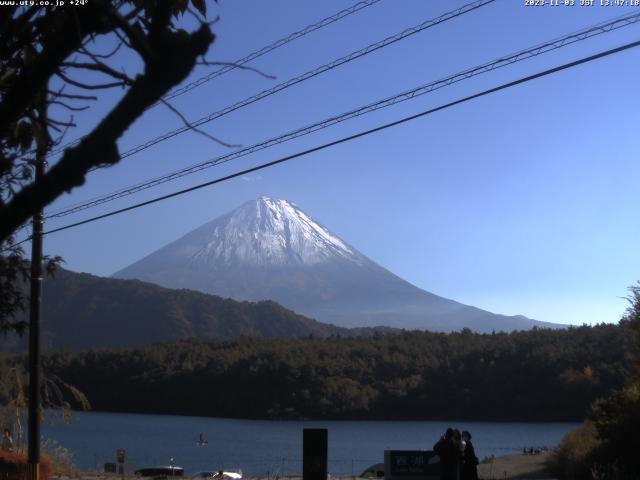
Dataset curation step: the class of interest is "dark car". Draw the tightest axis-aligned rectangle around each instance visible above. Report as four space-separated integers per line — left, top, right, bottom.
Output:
359 463 385 478
135 466 185 478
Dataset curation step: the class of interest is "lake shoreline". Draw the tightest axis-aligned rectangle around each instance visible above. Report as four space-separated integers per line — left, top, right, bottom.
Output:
42 411 574 475
66 453 556 480
62 407 584 424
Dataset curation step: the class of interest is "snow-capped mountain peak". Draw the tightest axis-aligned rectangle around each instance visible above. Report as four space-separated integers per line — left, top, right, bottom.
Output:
114 196 552 332
189 196 362 267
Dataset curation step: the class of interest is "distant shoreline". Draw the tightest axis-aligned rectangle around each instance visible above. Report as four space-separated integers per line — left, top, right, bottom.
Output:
60 407 584 424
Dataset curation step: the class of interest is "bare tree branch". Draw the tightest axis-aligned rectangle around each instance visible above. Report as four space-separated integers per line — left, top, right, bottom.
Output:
122 5 144 21
79 41 124 60
48 100 90 112
98 0 154 62
159 98 240 148
198 58 276 80
48 90 98 101
47 118 76 128
61 61 134 84
113 28 133 50
0 20 215 242
56 70 127 90
0 7 109 136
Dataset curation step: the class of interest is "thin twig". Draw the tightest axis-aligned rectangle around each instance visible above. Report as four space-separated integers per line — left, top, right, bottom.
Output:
79 41 124 60
56 70 127 90
159 98 241 149
62 61 133 84
48 100 89 112
123 4 144 21
50 124 75 150
197 59 276 80
97 0 154 62
113 28 133 50
48 89 97 101
47 117 76 128
186 6 207 25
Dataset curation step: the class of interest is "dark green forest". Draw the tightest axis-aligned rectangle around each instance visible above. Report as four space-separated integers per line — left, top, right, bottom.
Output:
3 323 630 422
3 268 351 352
543 286 640 479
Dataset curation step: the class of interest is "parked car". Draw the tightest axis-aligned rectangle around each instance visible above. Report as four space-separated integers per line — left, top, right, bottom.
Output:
135 466 185 478
359 463 385 479
191 471 242 480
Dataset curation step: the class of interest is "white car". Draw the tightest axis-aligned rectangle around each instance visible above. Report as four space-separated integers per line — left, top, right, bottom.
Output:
191 471 242 480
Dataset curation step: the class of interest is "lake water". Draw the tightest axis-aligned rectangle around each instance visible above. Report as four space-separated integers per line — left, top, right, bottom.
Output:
41 411 579 476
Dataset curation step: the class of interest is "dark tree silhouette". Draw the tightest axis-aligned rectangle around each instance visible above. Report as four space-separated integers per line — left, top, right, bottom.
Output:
587 284 640 479
0 0 217 331
0 323 624 421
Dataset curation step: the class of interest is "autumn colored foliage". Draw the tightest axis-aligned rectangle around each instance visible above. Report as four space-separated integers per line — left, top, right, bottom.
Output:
0 451 51 480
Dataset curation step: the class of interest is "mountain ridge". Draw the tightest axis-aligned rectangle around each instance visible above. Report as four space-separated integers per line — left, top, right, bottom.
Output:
114 196 563 332
2 267 356 352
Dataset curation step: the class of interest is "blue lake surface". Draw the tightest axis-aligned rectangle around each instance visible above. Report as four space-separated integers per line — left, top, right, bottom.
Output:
42 411 579 475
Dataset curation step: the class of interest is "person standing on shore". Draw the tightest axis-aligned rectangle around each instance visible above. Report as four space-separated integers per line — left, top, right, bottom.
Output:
460 431 479 480
434 428 461 480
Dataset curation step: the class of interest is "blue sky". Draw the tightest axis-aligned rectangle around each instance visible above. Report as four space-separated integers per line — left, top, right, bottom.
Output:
36 0 640 326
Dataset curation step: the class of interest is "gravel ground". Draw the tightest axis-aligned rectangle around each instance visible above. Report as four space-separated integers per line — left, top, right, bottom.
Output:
65 453 558 480
478 451 556 479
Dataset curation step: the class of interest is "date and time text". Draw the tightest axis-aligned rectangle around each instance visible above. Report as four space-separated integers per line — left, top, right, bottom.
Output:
526 0 640 6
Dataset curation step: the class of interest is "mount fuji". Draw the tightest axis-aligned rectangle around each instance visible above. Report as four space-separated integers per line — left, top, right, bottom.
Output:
113 196 558 332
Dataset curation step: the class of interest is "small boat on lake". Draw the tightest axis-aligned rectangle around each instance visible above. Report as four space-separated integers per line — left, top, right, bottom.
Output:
197 433 208 447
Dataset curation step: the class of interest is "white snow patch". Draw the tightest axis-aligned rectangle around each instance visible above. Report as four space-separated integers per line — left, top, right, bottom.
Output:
189 196 363 267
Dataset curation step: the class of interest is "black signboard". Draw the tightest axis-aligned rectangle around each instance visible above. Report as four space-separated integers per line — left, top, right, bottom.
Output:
384 450 440 480
303 428 328 480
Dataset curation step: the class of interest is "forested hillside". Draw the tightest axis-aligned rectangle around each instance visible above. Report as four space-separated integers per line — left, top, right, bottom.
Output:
12 323 629 421
5 268 349 351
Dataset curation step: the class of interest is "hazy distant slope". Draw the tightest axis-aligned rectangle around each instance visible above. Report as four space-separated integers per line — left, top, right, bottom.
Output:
114 196 562 332
31 268 345 351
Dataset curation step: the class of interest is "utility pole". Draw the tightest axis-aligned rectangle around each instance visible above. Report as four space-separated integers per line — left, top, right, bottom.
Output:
28 102 47 480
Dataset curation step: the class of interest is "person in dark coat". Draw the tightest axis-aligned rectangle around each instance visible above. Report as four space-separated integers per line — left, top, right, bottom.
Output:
461 431 479 480
433 428 461 480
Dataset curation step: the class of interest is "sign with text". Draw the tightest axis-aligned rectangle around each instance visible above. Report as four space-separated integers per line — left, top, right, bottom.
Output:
384 451 440 480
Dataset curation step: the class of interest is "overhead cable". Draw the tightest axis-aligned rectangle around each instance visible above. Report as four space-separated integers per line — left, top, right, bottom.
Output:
45 10 640 220
39 38 640 238
43 0 386 157
112 0 496 161
163 0 386 102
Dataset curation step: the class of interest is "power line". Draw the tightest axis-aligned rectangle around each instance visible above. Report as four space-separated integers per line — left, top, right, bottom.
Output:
163 0 385 102
45 10 640 220
112 0 496 161
42 0 495 169
39 38 640 238
46 0 499 217
0 235 31 252
43 0 386 158
0 223 32 253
